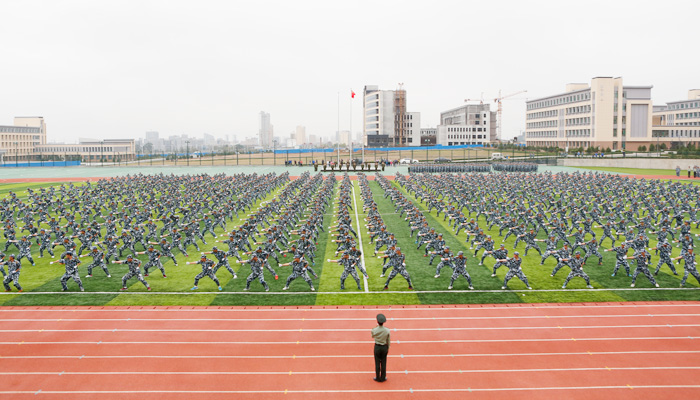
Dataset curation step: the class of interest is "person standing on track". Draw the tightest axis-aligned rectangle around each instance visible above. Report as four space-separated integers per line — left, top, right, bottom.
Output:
371 313 390 382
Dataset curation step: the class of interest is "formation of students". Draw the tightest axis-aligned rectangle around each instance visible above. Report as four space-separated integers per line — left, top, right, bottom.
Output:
2 168 700 292
396 170 700 289
0 171 336 292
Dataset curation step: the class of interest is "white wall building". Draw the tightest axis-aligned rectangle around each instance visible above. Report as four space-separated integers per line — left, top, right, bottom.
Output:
525 77 654 151
363 85 420 147
652 89 700 148
436 104 494 146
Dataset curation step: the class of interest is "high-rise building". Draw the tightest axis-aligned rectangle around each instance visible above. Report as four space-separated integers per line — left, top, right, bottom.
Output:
652 89 700 148
258 111 273 148
525 77 653 151
363 85 420 147
436 104 495 146
295 126 306 145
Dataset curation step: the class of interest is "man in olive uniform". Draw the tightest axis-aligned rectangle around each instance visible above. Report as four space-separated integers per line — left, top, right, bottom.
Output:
371 313 390 382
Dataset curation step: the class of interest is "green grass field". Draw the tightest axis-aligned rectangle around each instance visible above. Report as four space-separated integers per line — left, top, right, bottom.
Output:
0 175 698 306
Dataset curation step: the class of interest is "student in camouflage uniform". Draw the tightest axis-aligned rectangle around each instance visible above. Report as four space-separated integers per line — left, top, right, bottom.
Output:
36 229 55 258
114 254 151 291
605 243 631 277
238 255 270 291
9 236 35 266
550 244 572 277
448 251 473 290
327 252 361 290
382 248 413 290
673 248 700 287
377 245 397 277
650 242 677 275
579 238 604 265
433 247 453 278
490 244 509 275
535 235 559 265
84 246 110 277
137 245 166 278
280 255 315 291
203 247 237 278
559 251 594 289
496 252 532 290
187 255 222 291
626 250 659 288
51 252 84 292
1 254 22 292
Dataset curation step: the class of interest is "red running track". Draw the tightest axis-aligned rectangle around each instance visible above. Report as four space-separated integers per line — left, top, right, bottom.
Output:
0 302 699 400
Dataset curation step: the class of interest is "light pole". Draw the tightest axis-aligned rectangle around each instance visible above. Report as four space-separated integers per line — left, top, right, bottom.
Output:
100 141 104 167
14 141 18 167
185 140 190 167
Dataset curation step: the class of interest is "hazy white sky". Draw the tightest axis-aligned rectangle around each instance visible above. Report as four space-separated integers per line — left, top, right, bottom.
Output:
1 0 697 143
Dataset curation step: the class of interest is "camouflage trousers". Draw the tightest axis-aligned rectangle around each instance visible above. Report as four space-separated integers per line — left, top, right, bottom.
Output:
213 260 237 277
122 271 150 289
503 269 529 288
87 261 110 276
245 268 269 290
60 271 84 291
3 272 21 291
340 267 361 289
194 270 220 287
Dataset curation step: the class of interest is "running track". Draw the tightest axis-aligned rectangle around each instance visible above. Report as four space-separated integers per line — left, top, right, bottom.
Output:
0 302 699 399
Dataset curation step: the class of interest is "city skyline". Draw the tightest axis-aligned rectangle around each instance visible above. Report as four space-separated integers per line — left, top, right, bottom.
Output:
1 1 697 143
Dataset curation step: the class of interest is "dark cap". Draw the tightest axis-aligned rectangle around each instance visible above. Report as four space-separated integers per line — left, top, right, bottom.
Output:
376 314 386 324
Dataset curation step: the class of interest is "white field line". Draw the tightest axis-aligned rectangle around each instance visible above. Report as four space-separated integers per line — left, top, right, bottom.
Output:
351 182 369 292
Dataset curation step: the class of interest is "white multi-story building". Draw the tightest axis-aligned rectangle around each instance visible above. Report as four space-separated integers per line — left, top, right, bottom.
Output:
258 111 273 148
652 90 700 147
363 85 420 147
525 77 653 151
0 117 47 162
436 104 495 146
295 126 306 145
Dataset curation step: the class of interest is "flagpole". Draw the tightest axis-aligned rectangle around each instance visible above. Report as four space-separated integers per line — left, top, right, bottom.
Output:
337 92 340 165
349 90 352 161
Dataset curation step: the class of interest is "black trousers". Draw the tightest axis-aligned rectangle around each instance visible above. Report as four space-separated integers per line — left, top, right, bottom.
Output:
374 344 389 380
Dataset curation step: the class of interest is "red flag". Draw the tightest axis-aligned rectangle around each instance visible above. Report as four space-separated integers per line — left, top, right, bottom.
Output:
351 90 356 99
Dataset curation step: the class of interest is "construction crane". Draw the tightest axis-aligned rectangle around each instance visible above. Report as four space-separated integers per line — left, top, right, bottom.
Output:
494 90 527 141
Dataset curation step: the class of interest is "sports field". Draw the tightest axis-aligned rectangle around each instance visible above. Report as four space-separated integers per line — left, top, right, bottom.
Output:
0 166 698 307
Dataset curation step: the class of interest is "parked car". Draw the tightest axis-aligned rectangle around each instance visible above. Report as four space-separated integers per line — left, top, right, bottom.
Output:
434 157 451 163
399 159 419 164
491 152 504 160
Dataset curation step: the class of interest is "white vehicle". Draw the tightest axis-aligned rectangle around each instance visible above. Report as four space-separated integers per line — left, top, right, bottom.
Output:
400 159 419 164
491 152 504 160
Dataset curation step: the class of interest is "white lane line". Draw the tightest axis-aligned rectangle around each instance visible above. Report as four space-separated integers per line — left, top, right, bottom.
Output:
4 313 700 322
351 182 369 293
0 303 698 312
2 350 699 360
1 336 696 345
3 366 700 376
1 287 697 294
1 386 699 394
3 324 699 333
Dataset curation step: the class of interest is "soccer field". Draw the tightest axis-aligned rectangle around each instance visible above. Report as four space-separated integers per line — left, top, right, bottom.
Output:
0 168 698 307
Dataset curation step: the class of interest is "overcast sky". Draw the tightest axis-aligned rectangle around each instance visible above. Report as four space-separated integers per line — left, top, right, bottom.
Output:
1 0 697 144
